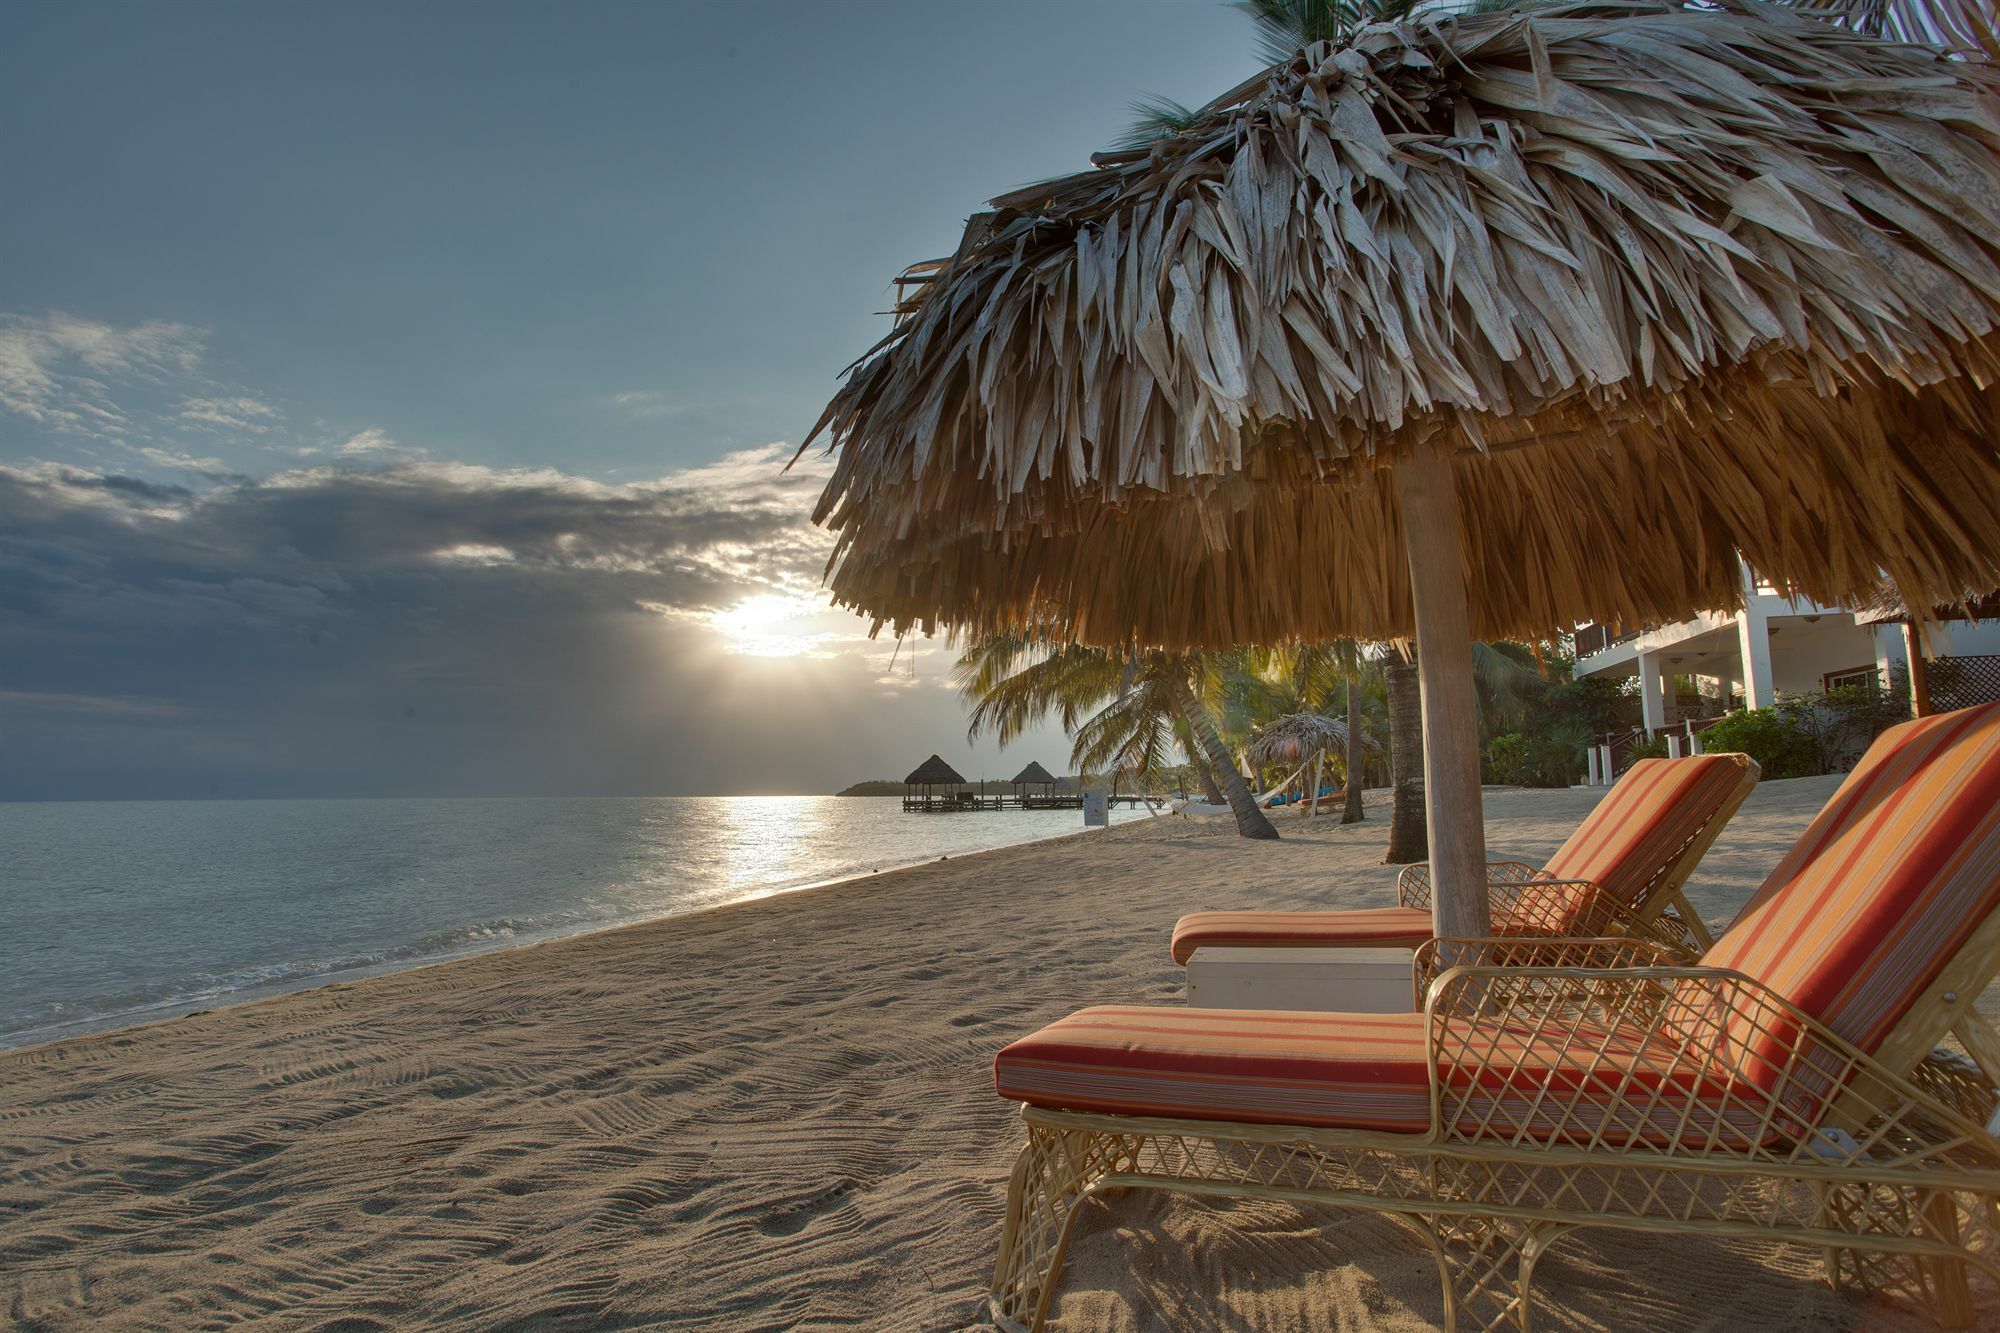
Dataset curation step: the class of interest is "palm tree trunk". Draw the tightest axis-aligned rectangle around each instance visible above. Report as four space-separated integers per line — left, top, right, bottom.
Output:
1192 748 1224 800
1342 673 1364 825
1384 647 1427 862
1175 720 1228 805
1172 679 1278 840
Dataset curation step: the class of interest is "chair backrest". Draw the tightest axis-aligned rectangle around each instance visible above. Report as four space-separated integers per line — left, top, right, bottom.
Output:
1698 703 2000 1064
1534 754 1757 908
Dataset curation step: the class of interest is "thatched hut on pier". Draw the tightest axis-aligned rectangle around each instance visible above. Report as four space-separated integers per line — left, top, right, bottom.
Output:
1011 760 1062 808
903 754 969 812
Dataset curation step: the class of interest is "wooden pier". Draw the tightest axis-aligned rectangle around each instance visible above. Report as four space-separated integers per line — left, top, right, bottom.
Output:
900 789 1155 814
899 754 1156 813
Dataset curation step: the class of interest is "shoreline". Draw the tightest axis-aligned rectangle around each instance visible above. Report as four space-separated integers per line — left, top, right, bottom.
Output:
1 806 1163 1056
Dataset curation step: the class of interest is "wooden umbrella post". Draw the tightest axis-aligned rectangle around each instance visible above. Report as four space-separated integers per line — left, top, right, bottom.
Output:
1905 622 1933 717
1396 442 1493 943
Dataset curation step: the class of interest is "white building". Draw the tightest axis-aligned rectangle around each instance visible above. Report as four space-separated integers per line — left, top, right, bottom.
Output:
1573 559 2000 736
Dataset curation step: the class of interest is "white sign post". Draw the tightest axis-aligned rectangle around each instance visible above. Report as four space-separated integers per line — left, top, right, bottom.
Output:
1082 786 1109 828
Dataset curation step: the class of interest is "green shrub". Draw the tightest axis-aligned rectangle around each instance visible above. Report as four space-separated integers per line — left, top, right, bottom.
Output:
1483 733 1530 784
1625 734 1670 763
1788 682 1910 771
1484 723 1589 787
1697 707 1816 779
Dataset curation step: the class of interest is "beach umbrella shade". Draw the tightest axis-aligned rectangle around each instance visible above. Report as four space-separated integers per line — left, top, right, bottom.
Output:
804 1 2000 938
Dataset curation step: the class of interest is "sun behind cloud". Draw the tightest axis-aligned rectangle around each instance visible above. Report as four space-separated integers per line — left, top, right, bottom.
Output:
708 592 842 658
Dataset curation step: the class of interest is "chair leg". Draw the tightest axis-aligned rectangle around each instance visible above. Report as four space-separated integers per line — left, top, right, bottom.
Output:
1817 1181 1982 1329
1921 1190 1976 1330
1429 1212 1571 1331
990 1124 1122 1332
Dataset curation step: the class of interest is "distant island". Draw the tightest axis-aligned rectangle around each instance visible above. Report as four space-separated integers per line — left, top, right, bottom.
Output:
834 780 907 796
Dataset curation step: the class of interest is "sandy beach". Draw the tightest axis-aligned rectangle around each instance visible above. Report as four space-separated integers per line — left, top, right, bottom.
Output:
5 776 1994 1331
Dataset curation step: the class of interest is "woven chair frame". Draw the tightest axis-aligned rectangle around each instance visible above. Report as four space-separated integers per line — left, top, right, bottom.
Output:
991 921 2000 1332
1394 757 1759 962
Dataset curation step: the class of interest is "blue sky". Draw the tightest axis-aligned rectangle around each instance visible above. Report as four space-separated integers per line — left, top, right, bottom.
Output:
0 0 1259 797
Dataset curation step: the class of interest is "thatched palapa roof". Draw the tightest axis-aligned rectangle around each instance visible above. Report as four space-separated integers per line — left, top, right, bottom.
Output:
1248 712 1382 768
1854 585 2000 626
1011 760 1059 784
904 754 967 785
806 2 2000 649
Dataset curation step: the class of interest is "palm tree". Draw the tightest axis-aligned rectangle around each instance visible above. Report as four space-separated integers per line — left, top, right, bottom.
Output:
956 635 1279 840
1383 645 1427 863
1235 0 1421 63
1471 640 1547 737
1175 715 1230 806
1109 94 1204 152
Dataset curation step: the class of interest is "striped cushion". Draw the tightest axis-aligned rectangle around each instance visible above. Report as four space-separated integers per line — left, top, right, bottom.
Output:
1698 703 2000 1069
994 1005 1769 1146
1540 755 1753 906
1507 754 1751 932
994 1006 1435 1131
1170 907 1433 965
1169 754 1751 963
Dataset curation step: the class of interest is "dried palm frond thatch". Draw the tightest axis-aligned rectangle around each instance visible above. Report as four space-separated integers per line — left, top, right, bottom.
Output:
805 1 2000 651
1247 710 1381 767
904 754 967 786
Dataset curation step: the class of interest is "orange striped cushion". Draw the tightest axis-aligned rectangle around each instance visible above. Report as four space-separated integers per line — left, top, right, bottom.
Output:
1524 754 1753 927
994 1005 1772 1145
1169 907 1433 965
994 1006 1435 1131
1168 755 1750 963
1699 703 2000 1067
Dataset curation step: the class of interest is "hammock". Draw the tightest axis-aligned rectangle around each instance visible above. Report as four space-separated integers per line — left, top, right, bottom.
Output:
1170 760 1310 816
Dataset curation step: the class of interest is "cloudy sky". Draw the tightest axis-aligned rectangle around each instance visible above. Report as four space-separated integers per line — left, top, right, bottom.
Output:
1 0 1256 798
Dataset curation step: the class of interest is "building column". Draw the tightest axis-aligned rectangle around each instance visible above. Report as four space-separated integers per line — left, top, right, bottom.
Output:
1638 650 1668 734
1736 600 1776 710
1585 746 1601 787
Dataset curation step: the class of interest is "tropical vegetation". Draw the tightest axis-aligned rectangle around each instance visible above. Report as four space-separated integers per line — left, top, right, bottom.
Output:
1697 684 1912 779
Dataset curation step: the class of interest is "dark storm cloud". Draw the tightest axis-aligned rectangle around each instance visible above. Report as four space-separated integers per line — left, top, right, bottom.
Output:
0 450 869 798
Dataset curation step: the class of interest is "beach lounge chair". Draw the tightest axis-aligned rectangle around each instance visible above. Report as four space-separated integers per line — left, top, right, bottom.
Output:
1171 753 1760 967
990 705 2000 1330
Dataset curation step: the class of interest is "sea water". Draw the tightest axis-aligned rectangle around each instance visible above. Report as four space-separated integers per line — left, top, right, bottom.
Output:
0 795 1145 1048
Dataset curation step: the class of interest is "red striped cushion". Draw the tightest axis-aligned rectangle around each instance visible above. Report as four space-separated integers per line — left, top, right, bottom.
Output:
994 1006 1435 1131
1169 907 1433 965
994 1005 1772 1146
1698 703 2000 1066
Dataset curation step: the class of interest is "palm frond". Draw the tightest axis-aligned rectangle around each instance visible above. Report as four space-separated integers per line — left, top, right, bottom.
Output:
1107 94 1204 153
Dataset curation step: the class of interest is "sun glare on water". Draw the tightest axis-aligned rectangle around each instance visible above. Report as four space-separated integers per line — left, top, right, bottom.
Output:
709 594 835 658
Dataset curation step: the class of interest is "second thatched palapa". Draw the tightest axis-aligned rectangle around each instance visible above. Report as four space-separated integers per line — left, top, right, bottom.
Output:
1247 711 1378 770
805 0 2000 936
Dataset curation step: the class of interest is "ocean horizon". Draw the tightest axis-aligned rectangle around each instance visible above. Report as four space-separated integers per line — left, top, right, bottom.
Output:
1 794 1147 1050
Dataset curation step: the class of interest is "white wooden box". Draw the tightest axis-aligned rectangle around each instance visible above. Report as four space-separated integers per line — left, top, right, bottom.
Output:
1185 946 1416 1013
